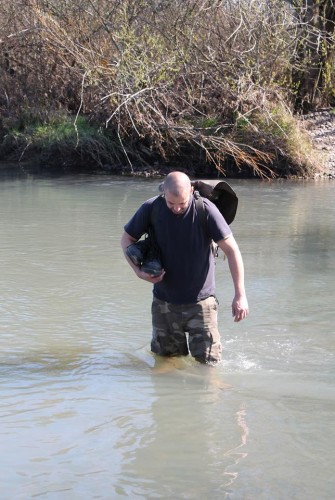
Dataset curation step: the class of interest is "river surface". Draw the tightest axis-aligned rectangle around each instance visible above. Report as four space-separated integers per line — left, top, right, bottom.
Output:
0 173 334 499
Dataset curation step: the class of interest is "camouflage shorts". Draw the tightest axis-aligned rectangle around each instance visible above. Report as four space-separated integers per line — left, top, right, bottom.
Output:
151 296 222 365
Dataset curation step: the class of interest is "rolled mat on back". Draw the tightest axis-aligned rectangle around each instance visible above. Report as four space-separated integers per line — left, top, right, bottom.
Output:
192 179 238 225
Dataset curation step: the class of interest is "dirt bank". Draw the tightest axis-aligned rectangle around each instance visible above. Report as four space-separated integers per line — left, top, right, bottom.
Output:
300 110 335 179
1 110 335 179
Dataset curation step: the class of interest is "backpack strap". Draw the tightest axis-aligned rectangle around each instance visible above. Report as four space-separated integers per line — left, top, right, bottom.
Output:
150 195 164 229
194 190 219 257
143 195 163 256
193 190 208 238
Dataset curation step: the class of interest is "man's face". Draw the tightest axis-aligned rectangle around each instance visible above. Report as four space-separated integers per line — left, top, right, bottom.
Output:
164 189 192 215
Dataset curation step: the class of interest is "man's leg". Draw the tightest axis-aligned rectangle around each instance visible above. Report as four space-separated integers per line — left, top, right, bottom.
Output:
151 297 189 357
186 296 222 365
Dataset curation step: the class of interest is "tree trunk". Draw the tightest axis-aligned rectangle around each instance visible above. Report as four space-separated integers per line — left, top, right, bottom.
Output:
293 0 335 111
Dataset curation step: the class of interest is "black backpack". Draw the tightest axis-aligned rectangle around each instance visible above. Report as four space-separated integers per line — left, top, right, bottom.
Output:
191 179 238 225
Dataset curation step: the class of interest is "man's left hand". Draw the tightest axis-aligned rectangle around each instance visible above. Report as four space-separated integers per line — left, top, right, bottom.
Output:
232 295 249 322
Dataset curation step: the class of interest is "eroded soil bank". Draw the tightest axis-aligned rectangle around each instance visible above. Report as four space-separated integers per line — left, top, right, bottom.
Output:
1 111 335 179
300 110 335 179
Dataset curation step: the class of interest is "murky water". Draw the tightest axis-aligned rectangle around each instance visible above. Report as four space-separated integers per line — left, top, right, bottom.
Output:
0 174 334 499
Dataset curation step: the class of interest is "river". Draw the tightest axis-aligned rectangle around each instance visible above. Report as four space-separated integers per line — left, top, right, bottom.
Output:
0 173 334 499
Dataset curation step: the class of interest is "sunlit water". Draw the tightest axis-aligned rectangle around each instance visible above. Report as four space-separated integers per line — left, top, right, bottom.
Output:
0 174 334 499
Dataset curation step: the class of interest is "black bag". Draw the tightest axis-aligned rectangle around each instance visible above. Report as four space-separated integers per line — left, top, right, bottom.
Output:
191 179 238 225
125 226 162 277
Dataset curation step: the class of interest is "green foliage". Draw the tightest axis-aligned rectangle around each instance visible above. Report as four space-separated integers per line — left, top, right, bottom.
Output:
1 113 117 169
32 116 97 143
254 107 295 138
235 115 251 130
200 117 219 129
8 115 100 146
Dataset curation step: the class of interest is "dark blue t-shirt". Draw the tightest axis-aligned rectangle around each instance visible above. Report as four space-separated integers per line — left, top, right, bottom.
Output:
124 195 232 304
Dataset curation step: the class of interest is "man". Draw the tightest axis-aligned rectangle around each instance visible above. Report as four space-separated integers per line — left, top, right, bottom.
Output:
121 171 249 365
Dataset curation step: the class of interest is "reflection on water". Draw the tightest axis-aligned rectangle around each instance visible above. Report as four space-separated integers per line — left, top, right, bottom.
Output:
117 374 249 498
0 175 334 499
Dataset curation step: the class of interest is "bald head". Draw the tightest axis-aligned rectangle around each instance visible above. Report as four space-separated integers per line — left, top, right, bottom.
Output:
163 171 192 197
163 171 193 215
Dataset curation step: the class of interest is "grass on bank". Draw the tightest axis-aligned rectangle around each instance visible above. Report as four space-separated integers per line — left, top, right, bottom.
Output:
0 114 120 172
232 105 323 178
256 106 320 175
0 107 324 178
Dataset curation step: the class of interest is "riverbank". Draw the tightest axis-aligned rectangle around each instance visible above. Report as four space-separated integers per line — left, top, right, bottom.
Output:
1 110 335 180
299 110 335 179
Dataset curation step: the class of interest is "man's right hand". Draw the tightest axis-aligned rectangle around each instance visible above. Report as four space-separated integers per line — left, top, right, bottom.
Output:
136 268 165 283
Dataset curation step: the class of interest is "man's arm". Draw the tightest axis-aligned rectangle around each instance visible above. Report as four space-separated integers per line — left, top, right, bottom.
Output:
217 234 249 322
121 231 138 272
121 231 165 283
